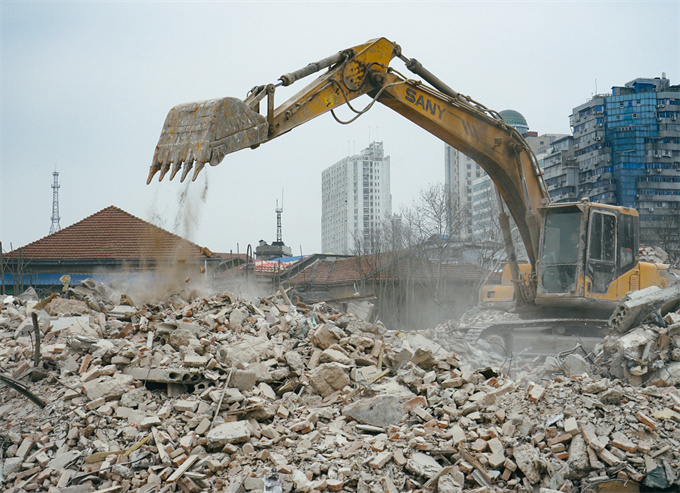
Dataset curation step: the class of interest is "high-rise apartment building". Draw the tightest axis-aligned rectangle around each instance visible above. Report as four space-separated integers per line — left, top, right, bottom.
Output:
569 75 680 242
541 135 578 203
444 145 482 240
321 142 392 254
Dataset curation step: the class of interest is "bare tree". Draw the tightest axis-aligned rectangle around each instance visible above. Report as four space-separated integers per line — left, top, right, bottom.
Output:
641 212 680 262
1 247 36 295
347 182 515 329
349 184 470 328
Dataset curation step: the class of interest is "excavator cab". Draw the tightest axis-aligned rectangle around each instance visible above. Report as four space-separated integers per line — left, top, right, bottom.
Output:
535 202 644 311
481 200 670 322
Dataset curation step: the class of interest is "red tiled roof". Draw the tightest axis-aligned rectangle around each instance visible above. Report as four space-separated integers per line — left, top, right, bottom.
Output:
289 256 375 285
5 206 212 261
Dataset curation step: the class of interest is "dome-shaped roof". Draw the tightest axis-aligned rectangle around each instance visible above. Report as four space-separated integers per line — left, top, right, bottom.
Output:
499 109 528 127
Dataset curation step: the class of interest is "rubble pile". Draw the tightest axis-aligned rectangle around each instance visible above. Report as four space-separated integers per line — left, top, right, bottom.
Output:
600 296 680 388
1 280 680 492
639 246 669 265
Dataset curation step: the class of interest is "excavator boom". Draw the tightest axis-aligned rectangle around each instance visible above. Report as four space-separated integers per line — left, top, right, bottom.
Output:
149 37 679 353
148 37 548 268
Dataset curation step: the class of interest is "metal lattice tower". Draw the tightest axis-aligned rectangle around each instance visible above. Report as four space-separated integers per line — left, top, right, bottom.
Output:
275 198 283 243
49 170 62 234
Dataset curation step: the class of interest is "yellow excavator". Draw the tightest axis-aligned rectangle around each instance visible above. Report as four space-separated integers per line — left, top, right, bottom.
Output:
148 37 676 350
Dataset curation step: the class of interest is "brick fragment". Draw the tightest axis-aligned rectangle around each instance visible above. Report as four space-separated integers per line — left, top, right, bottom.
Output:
587 446 604 469
326 479 343 491
611 433 637 453
15 437 34 459
488 451 505 469
528 384 545 402
488 437 503 454
635 411 657 430
580 423 605 451
548 433 572 446
471 438 488 452
80 367 101 383
411 406 434 422
85 397 106 410
369 451 392 469
393 448 407 467
596 447 621 466
382 477 399 493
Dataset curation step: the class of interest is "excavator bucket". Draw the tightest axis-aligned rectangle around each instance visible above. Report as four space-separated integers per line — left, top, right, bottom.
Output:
147 97 268 183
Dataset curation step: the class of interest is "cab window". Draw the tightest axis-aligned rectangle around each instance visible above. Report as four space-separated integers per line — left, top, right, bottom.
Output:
540 210 581 293
587 211 617 293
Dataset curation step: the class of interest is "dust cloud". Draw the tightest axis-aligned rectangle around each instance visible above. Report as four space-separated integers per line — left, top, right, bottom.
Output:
121 173 217 304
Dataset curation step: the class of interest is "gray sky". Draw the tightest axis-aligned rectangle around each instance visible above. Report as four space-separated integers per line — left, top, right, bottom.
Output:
2 1 679 256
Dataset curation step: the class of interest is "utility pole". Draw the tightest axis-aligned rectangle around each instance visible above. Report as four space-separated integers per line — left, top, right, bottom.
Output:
50 169 62 234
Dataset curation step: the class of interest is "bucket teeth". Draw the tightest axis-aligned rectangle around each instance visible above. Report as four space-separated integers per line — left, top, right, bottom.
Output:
158 162 171 182
169 162 182 181
180 162 194 183
146 163 161 185
192 163 205 182
148 97 268 183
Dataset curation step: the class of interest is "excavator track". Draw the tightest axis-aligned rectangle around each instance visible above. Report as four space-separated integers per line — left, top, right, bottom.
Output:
460 317 608 358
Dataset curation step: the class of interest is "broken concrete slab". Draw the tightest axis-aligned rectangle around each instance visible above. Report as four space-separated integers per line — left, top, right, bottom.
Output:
342 395 405 428
206 421 251 448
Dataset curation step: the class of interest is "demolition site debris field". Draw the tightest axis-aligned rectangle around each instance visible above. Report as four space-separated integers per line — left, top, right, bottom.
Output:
1 279 680 492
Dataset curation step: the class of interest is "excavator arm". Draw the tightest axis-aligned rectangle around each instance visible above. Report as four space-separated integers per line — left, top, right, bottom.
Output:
148 37 549 269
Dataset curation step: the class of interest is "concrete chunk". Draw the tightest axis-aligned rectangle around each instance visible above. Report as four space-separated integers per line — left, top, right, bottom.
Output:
342 395 405 427
513 443 541 484
405 451 443 479
83 373 133 401
206 421 251 448
309 362 350 397
566 434 590 479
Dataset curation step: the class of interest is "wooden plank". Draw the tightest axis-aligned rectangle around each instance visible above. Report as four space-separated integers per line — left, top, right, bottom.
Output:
167 454 200 482
85 433 151 464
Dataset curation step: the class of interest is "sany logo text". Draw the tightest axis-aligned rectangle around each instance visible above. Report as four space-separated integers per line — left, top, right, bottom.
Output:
405 88 446 119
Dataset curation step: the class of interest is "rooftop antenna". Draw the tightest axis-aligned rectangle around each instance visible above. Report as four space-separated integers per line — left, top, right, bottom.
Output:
49 167 62 234
275 190 284 244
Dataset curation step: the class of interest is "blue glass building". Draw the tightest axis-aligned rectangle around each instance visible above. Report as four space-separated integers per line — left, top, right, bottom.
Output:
567 75 680 247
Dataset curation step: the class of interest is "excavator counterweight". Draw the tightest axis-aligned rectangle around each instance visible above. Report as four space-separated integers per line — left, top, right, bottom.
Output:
148 97 268 184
